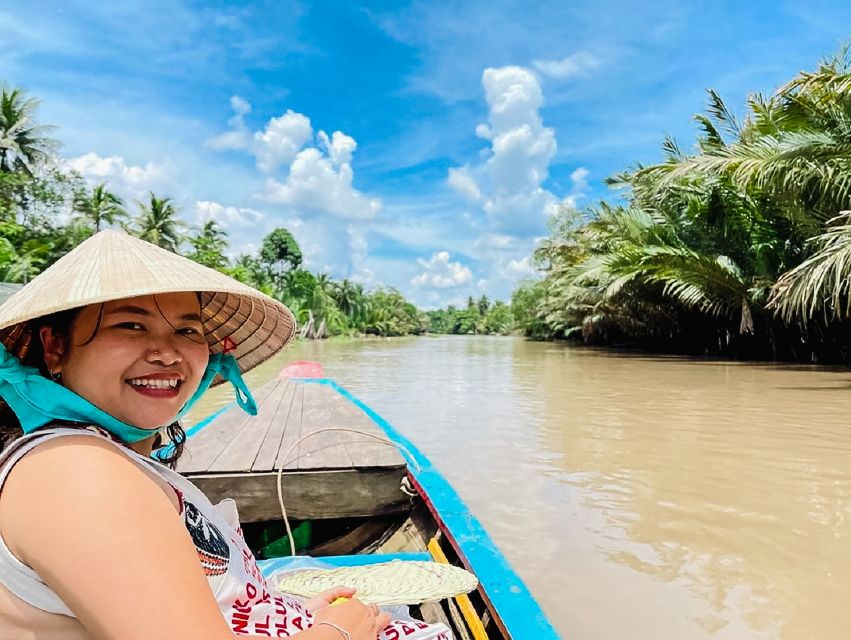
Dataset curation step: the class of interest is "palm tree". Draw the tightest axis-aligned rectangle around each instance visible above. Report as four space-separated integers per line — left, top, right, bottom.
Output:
0 86 55 175
188 220 229 269
133 193 183 252
0 238 49 284
332 279 367 323
73 183 126 232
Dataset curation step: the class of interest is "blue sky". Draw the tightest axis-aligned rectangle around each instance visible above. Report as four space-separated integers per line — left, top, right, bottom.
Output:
2 1 850 307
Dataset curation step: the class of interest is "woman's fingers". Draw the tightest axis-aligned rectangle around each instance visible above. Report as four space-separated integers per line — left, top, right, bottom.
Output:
327 585 356 598
303 585 357 612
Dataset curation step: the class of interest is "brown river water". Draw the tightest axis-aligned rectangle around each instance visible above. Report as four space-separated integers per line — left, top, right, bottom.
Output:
186 335 851 640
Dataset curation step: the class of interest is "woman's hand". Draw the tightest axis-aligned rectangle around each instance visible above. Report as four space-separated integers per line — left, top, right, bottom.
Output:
313 596 391 640
303 586 356 613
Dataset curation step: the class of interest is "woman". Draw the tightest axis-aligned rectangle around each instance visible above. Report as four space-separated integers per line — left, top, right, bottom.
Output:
0 230 450 640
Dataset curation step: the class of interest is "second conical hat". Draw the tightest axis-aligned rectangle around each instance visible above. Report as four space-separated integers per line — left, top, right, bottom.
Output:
0 230 296 375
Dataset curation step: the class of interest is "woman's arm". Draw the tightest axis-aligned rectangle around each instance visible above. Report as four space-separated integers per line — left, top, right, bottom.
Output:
0 435 388 640
0 435 238 639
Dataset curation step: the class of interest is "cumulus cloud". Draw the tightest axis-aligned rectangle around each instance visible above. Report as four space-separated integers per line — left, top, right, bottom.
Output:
207 97 312 173
411 251 473 289
442 65 594 300
208 96 380 224
557 166 591 209
192 200 263 228
253 110 312 173
204 95 381 276
261 148 380 220
533 52 601 79
318 130 357 167
446 66 572 237
66 152 176 202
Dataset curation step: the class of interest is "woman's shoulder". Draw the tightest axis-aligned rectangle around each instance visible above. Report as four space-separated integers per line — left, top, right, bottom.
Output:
0 430 181 563
2 430 154 506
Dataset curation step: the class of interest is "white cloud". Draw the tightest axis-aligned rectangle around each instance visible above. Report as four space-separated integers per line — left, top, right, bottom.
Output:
475 123 492 139
206 95 253 151
411 251 473 289
447 166 482 202
253 110 313 173
570 166 590 193
208 96 380 227
442 65 593 300
192 200 263 229
318 130 357 167
66 152 177 203
533 51 601 79
207 98 312 173
447 66 560 236
261 147 380 220
504 256 534 278
230 95 252 117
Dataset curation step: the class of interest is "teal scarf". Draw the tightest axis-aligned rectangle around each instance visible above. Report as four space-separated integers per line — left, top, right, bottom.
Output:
0 343 257 444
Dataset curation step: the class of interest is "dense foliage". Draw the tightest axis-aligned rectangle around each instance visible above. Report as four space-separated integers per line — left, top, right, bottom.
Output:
425 296 512 335
512 47 851 362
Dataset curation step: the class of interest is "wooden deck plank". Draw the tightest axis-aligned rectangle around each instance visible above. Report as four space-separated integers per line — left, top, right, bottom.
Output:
207 378 290 473
329 390 403 468
274 382 305 471
189 468 408 521
298 383 354 471
251 379 297 472
177 379 278 474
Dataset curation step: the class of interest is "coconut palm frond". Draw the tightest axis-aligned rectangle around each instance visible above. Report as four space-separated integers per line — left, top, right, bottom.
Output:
769 211 851 322
706 89 742 140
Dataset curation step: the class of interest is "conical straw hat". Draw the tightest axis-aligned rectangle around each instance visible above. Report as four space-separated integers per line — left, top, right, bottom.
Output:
0 230 296 375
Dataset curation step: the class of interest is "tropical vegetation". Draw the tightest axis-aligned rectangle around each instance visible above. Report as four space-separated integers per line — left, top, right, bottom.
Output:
511 46 851 363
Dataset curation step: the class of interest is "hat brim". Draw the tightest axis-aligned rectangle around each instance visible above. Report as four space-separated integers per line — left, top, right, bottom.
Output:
0 230 297 377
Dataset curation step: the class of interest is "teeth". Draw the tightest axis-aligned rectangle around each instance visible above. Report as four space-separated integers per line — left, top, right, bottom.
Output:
129 378 179 388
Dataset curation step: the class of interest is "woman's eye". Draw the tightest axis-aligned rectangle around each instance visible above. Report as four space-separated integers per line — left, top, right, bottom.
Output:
116 322 144 330
178 327 201 336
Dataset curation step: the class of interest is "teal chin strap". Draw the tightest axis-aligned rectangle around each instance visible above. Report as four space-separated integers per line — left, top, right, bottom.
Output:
0 343 256 444
177 351 257 419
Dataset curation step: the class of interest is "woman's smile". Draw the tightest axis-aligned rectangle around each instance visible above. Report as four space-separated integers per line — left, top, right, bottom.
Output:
125 373 185 399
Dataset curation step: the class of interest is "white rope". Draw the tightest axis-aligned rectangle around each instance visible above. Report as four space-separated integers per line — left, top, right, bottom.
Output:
275 427 422 557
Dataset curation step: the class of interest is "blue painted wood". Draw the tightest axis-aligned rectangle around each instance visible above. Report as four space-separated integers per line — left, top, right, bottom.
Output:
258 552 432 575
300 378 561 640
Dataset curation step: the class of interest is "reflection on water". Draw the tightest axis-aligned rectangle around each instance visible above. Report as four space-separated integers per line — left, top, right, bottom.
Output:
187 336 851 639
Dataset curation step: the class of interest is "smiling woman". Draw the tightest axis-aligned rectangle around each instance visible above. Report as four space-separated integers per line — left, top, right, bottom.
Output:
0 230 451 640
39 294 210 436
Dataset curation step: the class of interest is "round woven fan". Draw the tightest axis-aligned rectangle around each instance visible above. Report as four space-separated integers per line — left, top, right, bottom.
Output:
276 560 478 606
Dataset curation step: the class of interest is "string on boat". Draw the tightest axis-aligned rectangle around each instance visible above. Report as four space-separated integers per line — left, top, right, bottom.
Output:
276 428 422 557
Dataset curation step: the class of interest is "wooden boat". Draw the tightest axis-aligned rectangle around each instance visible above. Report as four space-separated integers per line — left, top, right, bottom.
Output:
180 363 559 639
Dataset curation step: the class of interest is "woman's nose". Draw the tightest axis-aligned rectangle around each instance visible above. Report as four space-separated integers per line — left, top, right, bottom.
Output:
146 336 183 365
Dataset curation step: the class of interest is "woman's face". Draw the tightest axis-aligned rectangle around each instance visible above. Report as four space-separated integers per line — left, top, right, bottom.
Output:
43 293 210 430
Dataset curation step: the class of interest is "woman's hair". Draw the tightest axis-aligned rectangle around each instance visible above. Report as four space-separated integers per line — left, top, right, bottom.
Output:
0 306 187 468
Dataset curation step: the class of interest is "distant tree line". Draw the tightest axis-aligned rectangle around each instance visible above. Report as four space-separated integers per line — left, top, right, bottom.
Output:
425 296 512 335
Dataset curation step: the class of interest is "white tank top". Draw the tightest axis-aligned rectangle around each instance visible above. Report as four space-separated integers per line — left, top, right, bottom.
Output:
0 427 452 639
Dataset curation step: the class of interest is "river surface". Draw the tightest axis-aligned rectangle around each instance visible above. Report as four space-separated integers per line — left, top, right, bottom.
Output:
187 335 851 640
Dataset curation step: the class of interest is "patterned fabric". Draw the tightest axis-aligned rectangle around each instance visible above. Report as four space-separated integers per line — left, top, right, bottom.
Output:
0 427 453 639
